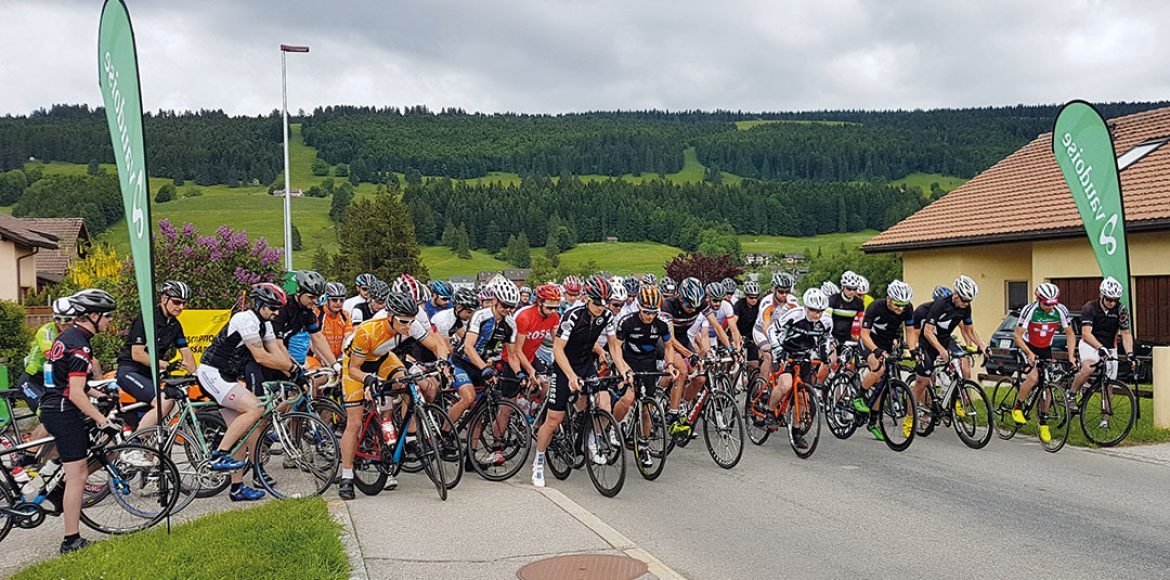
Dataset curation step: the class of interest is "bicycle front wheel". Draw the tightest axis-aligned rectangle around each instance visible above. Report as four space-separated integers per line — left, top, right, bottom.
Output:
991 378 1021 440
786 383 820 459
584 409 625 498
1039 385 1070 453
254 412 340 499
744 378 772 445
703 390 744 469
81 443 181 535
1079 380 1136 447
633 397 668 480
422 403 464 491
825 372 858 440
466 399 531 482
353 414 389 496
126 427 201 515
953 380 994 449
877 380 916 452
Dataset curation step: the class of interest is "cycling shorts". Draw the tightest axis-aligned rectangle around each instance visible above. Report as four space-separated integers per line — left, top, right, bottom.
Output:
341 352 404 407
1078 342 1118 380
195 364 254 412
117 367 157 403
39 405 89 463
548 362 597 413
917 341 964 378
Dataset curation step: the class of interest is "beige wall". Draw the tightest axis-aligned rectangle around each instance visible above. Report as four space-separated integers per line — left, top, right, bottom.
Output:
0 240 39 303
1033 231 1170 280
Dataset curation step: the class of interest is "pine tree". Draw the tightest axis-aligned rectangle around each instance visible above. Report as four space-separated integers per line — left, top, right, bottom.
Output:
331 194 428 282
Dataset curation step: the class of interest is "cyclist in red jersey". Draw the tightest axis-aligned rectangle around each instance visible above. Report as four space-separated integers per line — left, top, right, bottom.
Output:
506 284 562 399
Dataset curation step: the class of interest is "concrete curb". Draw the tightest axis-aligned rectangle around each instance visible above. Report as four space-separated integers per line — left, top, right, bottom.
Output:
328 499 369 580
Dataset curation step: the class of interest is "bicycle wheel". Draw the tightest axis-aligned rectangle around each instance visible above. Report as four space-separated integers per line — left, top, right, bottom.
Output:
825 373 858 440
703 390 745 468
80 443 181 534
467 399 531 482
991 378 1021 440
127 427 202 514
415 404 448 501
1039 385 1070 453
584 409 625 498
877 380 916 452
786 384 820 459
353 414 389 496
254 412 339 499
915 383 938 437
0 482 15 544
1079 380 1136 448
422 404 464 490
310 397 347 441
633 397 668 480
951 380 993 449
744 377 771 445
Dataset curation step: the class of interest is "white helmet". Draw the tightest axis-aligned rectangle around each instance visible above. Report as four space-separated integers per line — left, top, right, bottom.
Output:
1035 282 1060 305
856 275 870 295
1099 277 1123 299
886 280 913 303
610 283 628 303
953 275 979 301
52 296 78 321
820 280 840 297
802 288 829 311
840 271 863 289
771 271 795 290
494 279 521 307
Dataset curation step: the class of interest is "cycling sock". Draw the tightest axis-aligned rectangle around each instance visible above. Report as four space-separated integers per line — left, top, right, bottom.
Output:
341 468 354 479
533 451 544 468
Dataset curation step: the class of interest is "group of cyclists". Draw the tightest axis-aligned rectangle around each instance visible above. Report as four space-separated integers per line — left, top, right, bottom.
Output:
6 263 1139 553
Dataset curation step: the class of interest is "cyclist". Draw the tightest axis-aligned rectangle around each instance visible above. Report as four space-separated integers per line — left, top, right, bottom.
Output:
115 280 197 431
457 280 522 466
265 271 337 390
608 285 674 467
595 284 630 363
478 285 497 310
921 275 986 383
346 273 377 326
621 278 641 311
196 283 296 502
507 284 562 403
752 272 798 393
431 287 480 355
307 282 351 372
532 275 614 488
559 275 584 315
855 280 916 440
641 273 658 287
734 280 762 365
1070 276 1135 406
41 289 121 554
1011 283 1076 442
765 288 832 450
14 297 77 417
354 279 388 326
828 271 866 350
519 285 533 307
909 285 951 410
661 278 726 433
703 281 742 350
424 280 455 319
659 276 678 302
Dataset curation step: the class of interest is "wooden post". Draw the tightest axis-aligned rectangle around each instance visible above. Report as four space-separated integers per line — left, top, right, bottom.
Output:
1154 346 1170 429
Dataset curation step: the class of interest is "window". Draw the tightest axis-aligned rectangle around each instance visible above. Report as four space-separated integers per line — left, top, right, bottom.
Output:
1006 280 1029 312
1117 137 1170 171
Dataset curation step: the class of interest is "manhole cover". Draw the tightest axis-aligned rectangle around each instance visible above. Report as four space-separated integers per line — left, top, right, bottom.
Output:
517 554 648 580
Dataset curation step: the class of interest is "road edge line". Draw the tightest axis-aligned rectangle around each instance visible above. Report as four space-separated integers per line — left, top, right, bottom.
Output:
328 498 370 580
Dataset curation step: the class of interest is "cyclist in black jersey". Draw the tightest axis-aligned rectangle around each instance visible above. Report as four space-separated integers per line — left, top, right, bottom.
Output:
609 286 674 423
828 271 867 347
734 280 761 361
909 285 950 407
532 275 614 488
660 278 725 428
854 281 916 435
1070 277 1135 400
921 275 986 382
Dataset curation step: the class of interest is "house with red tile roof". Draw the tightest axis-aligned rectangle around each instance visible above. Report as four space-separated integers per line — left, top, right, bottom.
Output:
865 106 1170 344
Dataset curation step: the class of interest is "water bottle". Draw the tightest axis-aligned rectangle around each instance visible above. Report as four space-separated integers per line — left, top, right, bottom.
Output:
380 418 398 446
43 362 54 389
22 468 44 501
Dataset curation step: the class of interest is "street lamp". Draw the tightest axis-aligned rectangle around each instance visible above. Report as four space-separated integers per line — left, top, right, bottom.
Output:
280 43 309 271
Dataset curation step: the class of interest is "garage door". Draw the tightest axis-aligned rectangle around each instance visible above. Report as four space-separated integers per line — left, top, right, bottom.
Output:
1051 276 1170 345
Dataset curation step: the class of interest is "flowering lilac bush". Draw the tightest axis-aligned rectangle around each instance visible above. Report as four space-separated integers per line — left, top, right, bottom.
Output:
145 219 285 309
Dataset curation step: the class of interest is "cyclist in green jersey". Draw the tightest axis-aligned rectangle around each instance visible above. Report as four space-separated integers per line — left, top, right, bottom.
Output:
1012 283 1076 443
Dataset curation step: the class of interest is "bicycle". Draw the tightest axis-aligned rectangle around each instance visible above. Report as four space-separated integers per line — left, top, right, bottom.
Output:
745 352 823 459
820 349 917 452
1072 354 1138 447
665 351 745 469
542 375 626 498
991 358 1072 453
916 348 994 449
616 370 671 481
439 372 532 483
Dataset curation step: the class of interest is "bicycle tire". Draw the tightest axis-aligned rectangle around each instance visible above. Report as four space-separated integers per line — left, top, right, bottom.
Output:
1040 385 1070 453
467 399 531 482
126 426 202 514
703 390 745 468
0 482 15 544
744 377 771 445
916 383 938 437
415 405 447 501
633 397 668 480
309 397 347 441
953 380 993 449
991 378 1022 440
787 383 820 459
1079 380 1136 448
877 380 916 452
825 373 858 440
80 443 181 535
353 414 389 496
584 409 625 498
423 403 464 491
254 412 340 500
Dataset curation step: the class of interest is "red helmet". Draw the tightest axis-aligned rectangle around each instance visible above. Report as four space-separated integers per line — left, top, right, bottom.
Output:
535 284 562 303
562 275 583 293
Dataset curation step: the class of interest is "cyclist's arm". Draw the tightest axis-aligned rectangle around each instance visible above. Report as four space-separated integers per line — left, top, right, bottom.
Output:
179 347 197 373
905 324 920 352
421 331 450 360
247 337 296 372
609 336 631 377
726 314 743 348
922 323 945 353
67 374 111 426
129 345 168 375
706 311 731 348
859 327 880 353
309 331 337 367
1079 322 1103 350
1121 328 1135 358
1013 325 1034 361
960 322 984 352
510 333 536 376
462 330 489 371
1064 326 1078 364
552 336 579 389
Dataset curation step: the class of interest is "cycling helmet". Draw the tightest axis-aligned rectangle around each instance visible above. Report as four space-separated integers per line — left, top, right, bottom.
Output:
562 275 584 293
622 277 640 297
249 283 287 310
383 292 419 317
393 274 425 305
660 276 677 294
1035 282 1060 305
478 286 495 302
295 270 327 296
160 280 192 300
722 278 737 296
453 287 479 309
856 275 870 296
1100 277 1123 299
705 282 725 301
610 284 629 304
932 285 952 300
641 273 658 286
495 279 521 308
771 271 795 290
535 284 562 303
743 281 761 297
953 275 979 301
840 271 863 290
324 282 346 299
820 280 840 297
609 275 624 289
679 277 705 308
355 273 376 288
368 280 392 302
428 280 455 299
52 296 79 321
887 280 913 303
638 286 662 310
802 288 829 311
519 285 533 296
583 275 611 304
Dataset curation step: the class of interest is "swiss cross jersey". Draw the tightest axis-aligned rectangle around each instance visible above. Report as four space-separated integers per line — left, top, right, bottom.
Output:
1016 302 1071 348
462 308 517 364
505 305 560 364
662 297 710 349
42 326 96 411
614 312 671 361
272 300 321 345
767 308 832 356
828 293 866 344
116 307 189 376
202 310 275 379
556 305 613 369
733 298 759 338
924 296 973 343
861 300 914 351
1081 299 1131 347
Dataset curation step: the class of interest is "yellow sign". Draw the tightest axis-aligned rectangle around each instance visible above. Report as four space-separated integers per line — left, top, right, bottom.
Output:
177 309 231 364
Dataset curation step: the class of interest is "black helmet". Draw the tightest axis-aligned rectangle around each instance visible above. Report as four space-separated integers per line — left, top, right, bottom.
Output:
659 276 677 293
368 280 392 302
583 275 611 304
355 273 376 287
325 282 346 299
295 270 327 295
453 287 479 309
70 288 116 315
383 292 418 317
160 280 191 300
250 283 287 309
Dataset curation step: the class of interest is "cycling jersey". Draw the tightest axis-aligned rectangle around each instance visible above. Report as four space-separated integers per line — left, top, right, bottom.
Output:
431 308 466 350
352 301 377 326
1017 302 1071 349
753 292 799 342
614 312 671 362
316 308 351 358
1080 299 1131 347
767 308 832 357
201 310 275 380
272 299 321 345
706 300 734 339
23 322 59 376
662 297 711 350
461 308 517 365
423 299 450 319
924 296 973 345
342 318 409 404
827 293 865 344
505 304 560 364
117 306 188 377
733 298 759 340
343 295 367 323
556 305 613 370
41 326 96 411
367 308 432 358
861 300 913 352
910 299 936 330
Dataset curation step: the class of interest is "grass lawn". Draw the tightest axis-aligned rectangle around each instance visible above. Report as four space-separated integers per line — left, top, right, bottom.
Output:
738 230 878 256
734 119 853 130
465 147 742 186
892 173 967 197
558 241 683 275
13 497 347 580
420 245 510 279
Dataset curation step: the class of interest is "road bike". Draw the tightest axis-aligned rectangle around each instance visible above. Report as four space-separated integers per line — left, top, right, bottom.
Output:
745 351 823 458
543 375 626 498
992 358 1072 453
820 349 917 452
916 348 994 449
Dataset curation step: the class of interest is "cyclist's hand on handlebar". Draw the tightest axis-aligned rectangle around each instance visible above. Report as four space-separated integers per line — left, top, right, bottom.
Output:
568 374 582 392
1097 346 1110 359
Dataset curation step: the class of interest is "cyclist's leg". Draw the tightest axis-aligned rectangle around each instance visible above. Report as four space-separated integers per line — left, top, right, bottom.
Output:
448 360 477 425
117 367 173 430
39 405 89 542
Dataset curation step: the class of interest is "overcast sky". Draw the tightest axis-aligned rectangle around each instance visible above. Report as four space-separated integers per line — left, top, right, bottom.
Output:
2 0 1167 116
